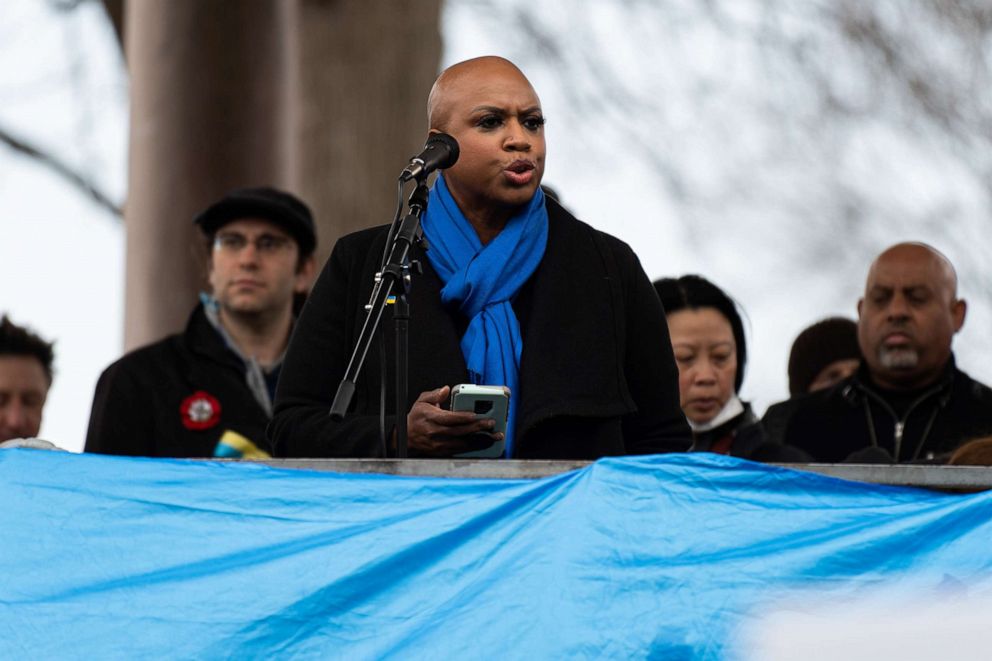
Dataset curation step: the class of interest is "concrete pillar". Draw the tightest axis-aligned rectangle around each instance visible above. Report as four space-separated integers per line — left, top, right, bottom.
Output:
288 0 443 272
123 0 291 349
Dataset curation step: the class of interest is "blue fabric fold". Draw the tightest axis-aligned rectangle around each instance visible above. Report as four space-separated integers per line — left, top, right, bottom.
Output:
3 450 992 659
421 175 548 456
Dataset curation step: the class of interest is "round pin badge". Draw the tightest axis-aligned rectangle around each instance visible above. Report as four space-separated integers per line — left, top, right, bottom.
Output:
180 390 222 430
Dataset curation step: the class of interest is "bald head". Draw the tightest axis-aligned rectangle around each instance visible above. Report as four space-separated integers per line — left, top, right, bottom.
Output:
857 242 966 389
866 242 958 302
428 56 538 132
421 56 546 235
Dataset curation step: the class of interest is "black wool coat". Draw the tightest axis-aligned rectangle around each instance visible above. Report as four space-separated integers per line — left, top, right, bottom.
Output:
767 358 992 463
269 199 691 459
85 305 272 457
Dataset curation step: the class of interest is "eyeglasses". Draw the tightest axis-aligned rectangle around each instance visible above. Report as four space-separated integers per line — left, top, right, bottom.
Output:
213 232 293 255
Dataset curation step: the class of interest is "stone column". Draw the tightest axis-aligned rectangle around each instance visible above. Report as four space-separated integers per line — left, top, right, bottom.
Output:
288 0 443 272
123 0 291 349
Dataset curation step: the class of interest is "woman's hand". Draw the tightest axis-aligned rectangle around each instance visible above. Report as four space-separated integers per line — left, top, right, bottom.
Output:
406 386 503 456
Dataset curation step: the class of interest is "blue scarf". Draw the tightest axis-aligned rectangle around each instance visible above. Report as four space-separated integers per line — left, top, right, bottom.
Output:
421 175 548 457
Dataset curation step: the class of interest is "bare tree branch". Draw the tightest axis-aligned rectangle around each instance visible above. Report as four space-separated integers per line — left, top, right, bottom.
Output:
101 0 124 53
0 124 122 217
46 0 124 53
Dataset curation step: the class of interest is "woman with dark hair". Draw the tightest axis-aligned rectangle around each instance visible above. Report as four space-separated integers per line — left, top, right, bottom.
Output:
653 275 764 457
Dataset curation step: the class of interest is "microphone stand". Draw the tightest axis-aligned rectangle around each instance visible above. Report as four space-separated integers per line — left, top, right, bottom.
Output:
329 183 430 459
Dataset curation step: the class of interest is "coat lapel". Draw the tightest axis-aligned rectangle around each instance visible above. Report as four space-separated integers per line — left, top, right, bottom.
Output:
515 203 636 441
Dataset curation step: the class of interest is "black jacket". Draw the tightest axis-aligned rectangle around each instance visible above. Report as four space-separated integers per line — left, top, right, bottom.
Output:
764 357 992 463
269 199 691 459
85 305 272 457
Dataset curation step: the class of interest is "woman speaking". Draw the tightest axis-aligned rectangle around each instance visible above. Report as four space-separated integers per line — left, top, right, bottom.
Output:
270 56 690 459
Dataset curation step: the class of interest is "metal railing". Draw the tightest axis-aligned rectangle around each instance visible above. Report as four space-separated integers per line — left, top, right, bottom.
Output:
228 458 992 491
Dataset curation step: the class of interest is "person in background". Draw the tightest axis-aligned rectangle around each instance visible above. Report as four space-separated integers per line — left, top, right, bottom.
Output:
762 317 861 445
787 317 861 395
770 242 992 463
653 275 764 457
0 315 54 444
85 187 317 458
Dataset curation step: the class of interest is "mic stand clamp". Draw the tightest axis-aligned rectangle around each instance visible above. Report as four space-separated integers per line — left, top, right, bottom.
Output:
387 259 422 458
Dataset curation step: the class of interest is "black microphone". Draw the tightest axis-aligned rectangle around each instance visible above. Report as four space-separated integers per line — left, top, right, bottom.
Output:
400 133 459 182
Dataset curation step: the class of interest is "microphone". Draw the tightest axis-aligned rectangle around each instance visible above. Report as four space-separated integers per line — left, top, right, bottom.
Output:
400 133 459 182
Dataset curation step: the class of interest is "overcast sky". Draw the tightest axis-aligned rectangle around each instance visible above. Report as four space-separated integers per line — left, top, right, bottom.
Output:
1 1 125 452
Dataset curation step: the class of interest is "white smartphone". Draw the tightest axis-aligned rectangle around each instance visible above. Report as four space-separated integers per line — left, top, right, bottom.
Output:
450 384 510 459
450 384 510 435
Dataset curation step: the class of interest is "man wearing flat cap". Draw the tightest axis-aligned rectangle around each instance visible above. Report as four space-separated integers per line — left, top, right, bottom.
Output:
85 187 317 458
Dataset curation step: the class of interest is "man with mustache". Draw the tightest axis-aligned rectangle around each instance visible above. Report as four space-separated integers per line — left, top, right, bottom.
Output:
777 242 992 463
270 56 690 458
85 187 316 458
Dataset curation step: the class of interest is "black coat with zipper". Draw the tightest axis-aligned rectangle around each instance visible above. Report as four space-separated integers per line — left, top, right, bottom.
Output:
268 198 691 459
770 357 992 463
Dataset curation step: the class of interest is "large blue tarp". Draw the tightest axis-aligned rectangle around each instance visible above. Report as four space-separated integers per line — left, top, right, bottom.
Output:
1 450 991 659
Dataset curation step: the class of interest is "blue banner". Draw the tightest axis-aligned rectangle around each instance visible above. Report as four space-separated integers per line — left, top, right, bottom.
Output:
1 450 990 659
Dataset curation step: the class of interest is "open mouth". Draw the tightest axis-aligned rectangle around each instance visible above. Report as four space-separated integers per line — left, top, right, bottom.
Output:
504 160 536 185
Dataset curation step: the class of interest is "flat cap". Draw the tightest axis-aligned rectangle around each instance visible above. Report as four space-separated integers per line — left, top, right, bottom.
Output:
194 187 316 256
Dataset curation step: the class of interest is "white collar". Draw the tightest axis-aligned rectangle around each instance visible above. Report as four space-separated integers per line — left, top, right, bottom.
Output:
688 394 744 432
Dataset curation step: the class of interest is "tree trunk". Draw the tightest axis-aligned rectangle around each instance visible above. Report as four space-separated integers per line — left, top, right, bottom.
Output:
124 0 291 350
123 0 442 349
287 0 443 272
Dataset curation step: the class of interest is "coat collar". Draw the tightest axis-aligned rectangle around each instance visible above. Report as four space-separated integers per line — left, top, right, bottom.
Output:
846 355 957 405
182 304 247 374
